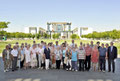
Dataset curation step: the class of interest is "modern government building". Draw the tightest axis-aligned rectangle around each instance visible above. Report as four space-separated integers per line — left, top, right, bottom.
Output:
24 22 93 39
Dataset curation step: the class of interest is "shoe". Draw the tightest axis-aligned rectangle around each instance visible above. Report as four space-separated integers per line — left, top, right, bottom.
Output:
75 70 78 72
6 69 9 72
66 69 68 71
69 68 71 70
12 70 14 72
41 67 43 70
4 70 6 72
102 70 105 73
72 69 74 71
99 70 102 72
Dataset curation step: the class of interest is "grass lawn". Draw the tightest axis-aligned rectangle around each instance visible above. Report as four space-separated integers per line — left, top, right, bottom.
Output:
0 39 120 56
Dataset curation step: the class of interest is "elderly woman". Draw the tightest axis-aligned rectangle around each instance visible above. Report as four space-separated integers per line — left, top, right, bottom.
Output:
24 45 31 69
2 45 11 72
44 44 51 70
30 44 37 68
37 44 44 69
65 46 72 71
54 46 62 69
91 45 99 71
62 46 67 69
50 45 56 68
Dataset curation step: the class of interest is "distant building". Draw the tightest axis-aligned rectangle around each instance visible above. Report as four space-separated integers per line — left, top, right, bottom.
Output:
46 22 73 39
29 27 37 34
38 27 46 35
24 23 93 39
73 27 93 37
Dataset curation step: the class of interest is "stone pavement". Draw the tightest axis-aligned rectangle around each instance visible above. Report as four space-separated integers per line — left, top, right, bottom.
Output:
0 57 120 81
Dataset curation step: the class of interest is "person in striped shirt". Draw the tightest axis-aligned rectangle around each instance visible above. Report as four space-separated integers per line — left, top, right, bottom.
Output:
78 45 86 71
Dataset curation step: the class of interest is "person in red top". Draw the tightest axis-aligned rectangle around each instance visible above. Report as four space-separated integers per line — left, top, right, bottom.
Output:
85 43 92 71
91 45 99 71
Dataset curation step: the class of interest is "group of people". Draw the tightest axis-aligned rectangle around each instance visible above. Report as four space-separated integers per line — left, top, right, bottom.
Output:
2 40 117 73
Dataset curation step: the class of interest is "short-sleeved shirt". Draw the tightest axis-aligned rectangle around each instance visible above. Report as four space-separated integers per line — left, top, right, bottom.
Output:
71 50 78 61
11 49 18 57
78 49 86 59
85 47 92 56
62 50 66 57
54 50 62 60
99 47 106 57
44 48 50 59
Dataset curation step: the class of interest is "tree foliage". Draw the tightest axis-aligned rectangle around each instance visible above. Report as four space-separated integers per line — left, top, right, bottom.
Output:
0 22 10 30
70 34 80 39
81 29 120 39
52 33 60 39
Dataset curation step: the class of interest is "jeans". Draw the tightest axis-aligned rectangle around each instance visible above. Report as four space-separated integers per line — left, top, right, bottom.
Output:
99 56 106 71
72 61 77 70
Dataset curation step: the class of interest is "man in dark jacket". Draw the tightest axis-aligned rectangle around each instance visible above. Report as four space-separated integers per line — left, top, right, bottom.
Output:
107 42 117 73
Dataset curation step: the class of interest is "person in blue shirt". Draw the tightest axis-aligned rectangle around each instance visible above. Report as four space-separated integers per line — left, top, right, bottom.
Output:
71 47 78 71
99 43 107 72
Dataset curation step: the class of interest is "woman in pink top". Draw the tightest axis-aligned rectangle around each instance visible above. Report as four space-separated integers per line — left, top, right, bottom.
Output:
91 45 99 71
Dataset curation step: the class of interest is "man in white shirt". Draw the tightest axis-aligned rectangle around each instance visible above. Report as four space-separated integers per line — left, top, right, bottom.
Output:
11 46 18 71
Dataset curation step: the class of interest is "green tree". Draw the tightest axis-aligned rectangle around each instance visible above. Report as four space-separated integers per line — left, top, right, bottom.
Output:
70 34 80 39
0 22 10 31
52 33 60 39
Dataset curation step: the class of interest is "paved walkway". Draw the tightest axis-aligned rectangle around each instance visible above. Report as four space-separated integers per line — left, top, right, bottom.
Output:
0 58 120 81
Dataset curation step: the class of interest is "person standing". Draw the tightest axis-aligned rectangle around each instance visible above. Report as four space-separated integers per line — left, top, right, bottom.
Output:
8 44 13 69
20 46 25 68
2 45 11 72
71 40 75 48
11 46 18 71
62 46 67 69
44 44 51 70
54 47 62 69
91 45 99 71
90 41 94 48
30 44 37 68
85 43 92 71
24 45 31 69
78 45 86 71
37 44 44 69
99 43 107 72
65 46 72 71
107 42 117 73
71 47 78 71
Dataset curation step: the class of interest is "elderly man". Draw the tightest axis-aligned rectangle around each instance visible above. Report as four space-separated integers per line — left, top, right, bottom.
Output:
99 43 107 72
2 45 11 72
107 42 117 73
11 46 18 71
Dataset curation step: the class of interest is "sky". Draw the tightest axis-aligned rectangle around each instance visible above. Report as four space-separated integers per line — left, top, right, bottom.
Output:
0 0 120 32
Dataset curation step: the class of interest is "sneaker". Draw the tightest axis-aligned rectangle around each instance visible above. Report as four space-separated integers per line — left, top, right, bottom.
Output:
6 69 9 72
75 70 78 72
41 67 43 70
72 69 74 71
102 70 105 73
69 68 71 70
4 70 6 72
66 69 68 71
